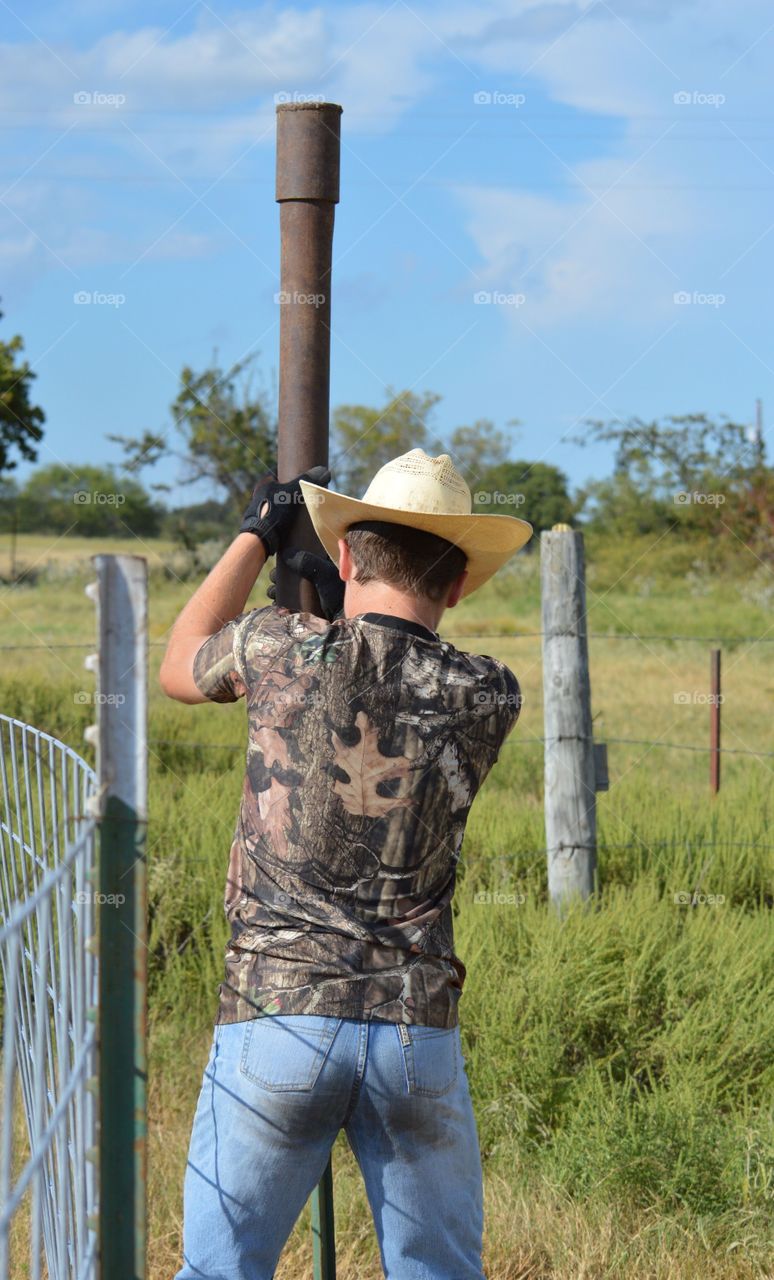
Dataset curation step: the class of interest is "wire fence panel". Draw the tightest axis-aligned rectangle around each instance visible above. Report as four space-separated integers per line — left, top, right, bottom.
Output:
0 714 98 1280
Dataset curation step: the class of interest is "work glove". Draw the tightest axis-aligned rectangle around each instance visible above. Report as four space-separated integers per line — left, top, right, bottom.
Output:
267 549 345 622
239 466 330 557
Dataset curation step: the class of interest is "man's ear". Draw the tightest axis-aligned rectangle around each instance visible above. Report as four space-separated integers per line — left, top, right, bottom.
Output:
338 537 354 581
445 570 468 609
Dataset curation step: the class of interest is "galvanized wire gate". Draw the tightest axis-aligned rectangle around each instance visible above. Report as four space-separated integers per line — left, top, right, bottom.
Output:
0 715 98 1279
0 554 148 1280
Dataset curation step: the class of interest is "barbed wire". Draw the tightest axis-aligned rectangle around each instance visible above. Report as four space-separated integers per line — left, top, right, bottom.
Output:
449 632 774 643
153 840 774 863
501 736 774 759
0 642 99 650
487 841 774 860
4 635 770 760
1 629 774 652
146 734 774 759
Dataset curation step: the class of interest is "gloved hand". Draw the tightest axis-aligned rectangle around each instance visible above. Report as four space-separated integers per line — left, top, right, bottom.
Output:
239 466 330 557
267 549 345 622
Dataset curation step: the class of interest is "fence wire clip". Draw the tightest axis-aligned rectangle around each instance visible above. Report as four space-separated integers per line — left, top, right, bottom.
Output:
84 779 109 819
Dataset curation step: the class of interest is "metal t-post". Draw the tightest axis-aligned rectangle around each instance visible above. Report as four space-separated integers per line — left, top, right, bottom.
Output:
274 101 342 1278
710 647 721 794
92 554 148 1280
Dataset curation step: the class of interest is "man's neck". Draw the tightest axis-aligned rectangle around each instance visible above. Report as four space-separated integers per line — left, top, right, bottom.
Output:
344 584 444 634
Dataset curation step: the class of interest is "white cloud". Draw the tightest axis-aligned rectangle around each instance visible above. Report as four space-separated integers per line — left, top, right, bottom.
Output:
0 7 328 111
323 4 437 135
448 0 774 326
456 170 690 327
1 0 772 319
0 183 220 294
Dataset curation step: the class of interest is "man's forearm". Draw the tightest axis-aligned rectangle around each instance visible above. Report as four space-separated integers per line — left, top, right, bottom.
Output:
159 464 330 703
171 533 266 637
160 533 266 702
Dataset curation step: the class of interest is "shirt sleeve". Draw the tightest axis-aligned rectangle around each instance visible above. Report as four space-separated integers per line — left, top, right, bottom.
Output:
192 606 276 703
476 657 522 749
497 662 523 738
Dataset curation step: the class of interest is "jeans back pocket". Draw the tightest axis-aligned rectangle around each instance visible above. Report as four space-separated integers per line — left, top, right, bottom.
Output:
398 1023 459 1097
240 1015 341 1092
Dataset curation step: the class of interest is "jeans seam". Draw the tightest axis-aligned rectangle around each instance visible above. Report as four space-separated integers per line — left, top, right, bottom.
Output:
396 1024 412 1093
341 1020 369 1126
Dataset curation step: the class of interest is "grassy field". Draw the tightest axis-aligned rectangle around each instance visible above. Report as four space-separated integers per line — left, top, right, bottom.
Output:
2 531 773 1278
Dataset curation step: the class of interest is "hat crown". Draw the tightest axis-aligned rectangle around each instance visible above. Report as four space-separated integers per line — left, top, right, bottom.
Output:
361 449 471 516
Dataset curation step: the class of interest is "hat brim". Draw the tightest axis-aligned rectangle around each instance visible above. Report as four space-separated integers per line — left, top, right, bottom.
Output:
299 481 533 598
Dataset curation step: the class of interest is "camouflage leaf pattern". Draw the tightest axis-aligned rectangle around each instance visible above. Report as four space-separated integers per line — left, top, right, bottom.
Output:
332 710 418 818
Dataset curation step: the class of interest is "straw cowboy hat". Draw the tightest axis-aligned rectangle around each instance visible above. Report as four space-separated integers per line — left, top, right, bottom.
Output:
299 449 533 598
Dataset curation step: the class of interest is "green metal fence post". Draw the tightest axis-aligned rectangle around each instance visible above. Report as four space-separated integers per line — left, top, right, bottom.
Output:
93 554 148 1280
311 1157 337 1280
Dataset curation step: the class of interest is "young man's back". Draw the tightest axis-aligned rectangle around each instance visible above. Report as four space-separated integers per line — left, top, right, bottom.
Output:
193 604 522 1030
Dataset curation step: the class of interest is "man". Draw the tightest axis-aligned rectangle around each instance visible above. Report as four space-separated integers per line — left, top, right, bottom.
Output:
162 448 532 1280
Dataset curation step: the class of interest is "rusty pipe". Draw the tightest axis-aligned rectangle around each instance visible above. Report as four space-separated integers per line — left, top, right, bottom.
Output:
274 101 342 614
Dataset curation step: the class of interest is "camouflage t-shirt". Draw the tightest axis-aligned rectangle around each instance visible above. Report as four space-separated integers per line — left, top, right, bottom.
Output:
193 607 522 1029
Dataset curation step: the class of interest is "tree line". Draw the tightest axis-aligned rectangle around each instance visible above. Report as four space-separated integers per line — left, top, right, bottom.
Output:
1 309 772 555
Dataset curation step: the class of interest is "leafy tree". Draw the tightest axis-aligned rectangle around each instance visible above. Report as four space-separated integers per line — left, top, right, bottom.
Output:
448 419 513 488
0 476 19 531
18 464 162 537
0 304 45 475
331 388 441 494
573 412 767 542
721 462 774 555
109 353 277 516
575 473 674 537
473 459 575 535
575 413 751 496
160 498 231 543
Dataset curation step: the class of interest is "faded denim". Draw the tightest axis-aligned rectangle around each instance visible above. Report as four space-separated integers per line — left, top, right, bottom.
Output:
174 1015 486 1279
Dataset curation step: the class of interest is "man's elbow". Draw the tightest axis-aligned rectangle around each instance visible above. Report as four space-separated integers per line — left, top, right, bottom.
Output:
159 656 195 703
158 657 178 700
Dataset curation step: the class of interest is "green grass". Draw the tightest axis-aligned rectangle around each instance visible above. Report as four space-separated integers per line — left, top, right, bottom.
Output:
1 530 773 1277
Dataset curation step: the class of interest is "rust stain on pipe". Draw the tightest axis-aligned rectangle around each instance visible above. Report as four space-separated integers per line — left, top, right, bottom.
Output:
275 102 342 615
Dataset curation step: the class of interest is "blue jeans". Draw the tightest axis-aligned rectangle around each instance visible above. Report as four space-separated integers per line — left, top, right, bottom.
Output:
175 1015 485 1279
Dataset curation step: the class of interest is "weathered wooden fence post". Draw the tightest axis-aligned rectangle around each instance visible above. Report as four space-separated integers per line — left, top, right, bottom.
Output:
541 525 597 906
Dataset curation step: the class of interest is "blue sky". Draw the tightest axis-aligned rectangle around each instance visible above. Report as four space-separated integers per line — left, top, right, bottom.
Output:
1 0 772 505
